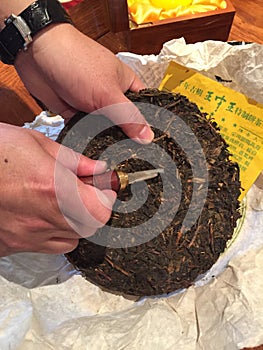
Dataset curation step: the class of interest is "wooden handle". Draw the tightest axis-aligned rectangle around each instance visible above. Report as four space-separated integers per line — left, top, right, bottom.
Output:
79 170 120 192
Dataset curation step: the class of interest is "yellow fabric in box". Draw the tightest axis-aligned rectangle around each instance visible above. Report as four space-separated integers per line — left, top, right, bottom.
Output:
127 0 227 24
159 61 263 201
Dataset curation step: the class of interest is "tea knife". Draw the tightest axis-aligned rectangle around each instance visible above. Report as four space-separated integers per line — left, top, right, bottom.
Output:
79 168 164 192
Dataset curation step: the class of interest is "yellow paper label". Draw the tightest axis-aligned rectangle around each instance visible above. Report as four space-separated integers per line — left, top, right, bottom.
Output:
159 61 263 200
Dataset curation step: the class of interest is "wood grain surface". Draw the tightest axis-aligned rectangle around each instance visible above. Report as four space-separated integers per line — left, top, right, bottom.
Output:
229 0 263 44
243 346 263 350
0 64 41 126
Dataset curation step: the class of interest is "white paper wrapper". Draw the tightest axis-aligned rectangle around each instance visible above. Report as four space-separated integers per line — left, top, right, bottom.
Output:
117 38 263 104
0 39 263 350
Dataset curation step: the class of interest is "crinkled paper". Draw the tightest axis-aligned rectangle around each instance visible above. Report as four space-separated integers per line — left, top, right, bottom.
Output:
0 38 262 350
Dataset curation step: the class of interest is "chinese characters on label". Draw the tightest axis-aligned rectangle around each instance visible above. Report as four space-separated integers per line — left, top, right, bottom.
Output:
160 61 263 200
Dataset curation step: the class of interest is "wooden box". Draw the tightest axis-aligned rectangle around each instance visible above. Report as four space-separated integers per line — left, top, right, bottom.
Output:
105 0 236 55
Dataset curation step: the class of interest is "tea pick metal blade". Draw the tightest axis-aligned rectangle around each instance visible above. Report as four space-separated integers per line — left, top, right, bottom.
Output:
128 168 164 184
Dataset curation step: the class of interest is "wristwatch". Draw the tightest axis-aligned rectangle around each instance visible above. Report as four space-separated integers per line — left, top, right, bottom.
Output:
0 0 73 65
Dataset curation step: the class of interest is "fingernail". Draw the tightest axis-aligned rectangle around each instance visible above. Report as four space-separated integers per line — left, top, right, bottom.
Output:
94 160 108 173
104 190 117 205
97 190 116 209
134 125 154 144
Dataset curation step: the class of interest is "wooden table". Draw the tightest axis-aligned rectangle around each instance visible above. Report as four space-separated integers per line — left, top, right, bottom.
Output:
229 0 263 44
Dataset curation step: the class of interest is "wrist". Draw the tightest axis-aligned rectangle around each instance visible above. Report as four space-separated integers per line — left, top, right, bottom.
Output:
15 22 72 65
0 0 73 65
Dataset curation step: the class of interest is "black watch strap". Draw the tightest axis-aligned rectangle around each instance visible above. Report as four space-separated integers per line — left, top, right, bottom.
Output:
0 0 73 65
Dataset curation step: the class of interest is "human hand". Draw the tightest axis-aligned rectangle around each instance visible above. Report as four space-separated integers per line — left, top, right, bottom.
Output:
0 123 116 257
15 23 154 143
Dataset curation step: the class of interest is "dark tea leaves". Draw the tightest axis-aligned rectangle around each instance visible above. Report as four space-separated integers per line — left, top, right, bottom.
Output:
57 89 241 297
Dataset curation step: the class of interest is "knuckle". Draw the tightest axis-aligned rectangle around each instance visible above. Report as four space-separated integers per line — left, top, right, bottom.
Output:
56 240 79 254
40 239 80 255
4 236 27 253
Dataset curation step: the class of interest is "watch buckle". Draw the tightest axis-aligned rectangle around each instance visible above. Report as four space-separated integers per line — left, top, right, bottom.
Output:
5 14 32 50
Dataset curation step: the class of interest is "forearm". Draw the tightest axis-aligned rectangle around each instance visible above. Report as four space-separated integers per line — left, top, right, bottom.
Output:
0 0 34 29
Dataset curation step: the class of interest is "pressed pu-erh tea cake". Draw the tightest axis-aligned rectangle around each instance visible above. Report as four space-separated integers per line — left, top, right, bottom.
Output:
56 89 241 297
